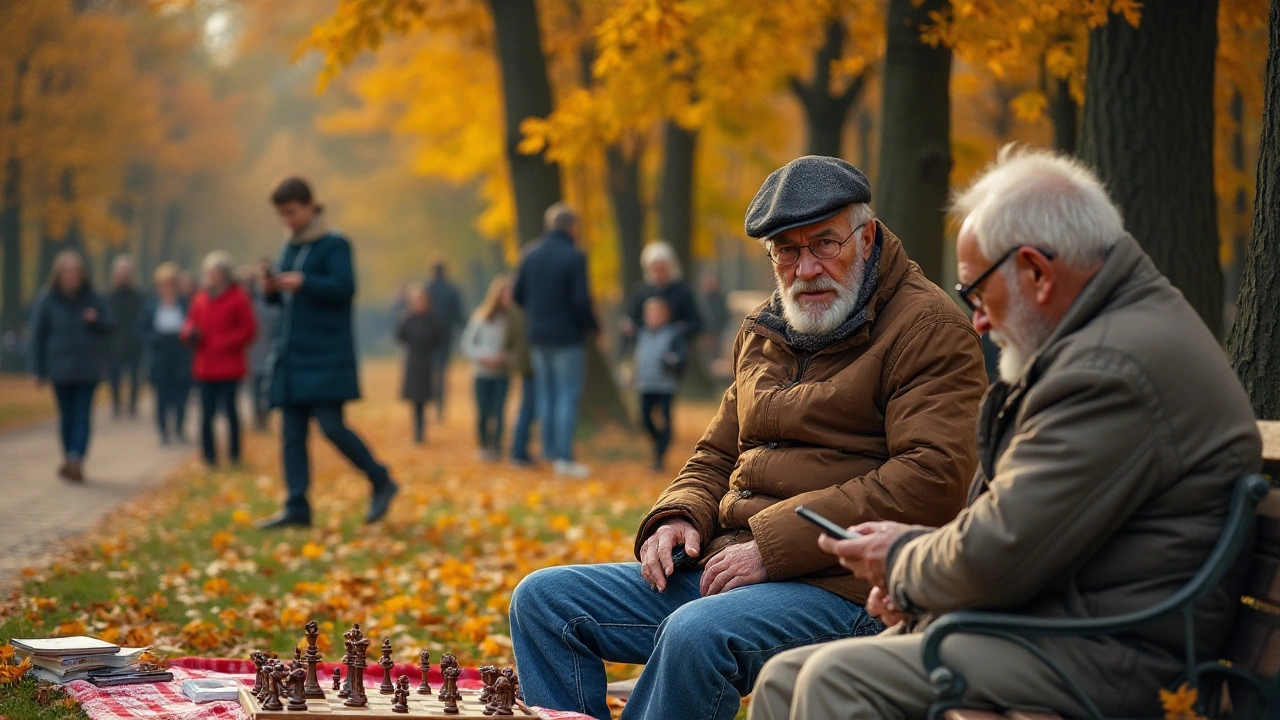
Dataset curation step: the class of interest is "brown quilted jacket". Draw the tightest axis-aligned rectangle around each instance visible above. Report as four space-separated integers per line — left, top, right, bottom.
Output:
632 223 988 604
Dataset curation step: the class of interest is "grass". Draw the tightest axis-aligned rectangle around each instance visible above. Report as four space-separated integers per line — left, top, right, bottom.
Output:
0 360 718 717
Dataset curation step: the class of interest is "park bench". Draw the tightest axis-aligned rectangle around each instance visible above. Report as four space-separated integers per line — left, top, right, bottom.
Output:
929 420 1280 720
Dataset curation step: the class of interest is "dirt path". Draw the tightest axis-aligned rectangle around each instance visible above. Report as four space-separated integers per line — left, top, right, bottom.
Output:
0 400 195 591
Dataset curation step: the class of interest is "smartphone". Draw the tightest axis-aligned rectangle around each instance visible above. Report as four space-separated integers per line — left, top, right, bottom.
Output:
670 544 700 571
795 506 857 540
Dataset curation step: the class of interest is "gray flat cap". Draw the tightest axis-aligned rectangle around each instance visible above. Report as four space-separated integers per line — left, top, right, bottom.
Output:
745 156 872 239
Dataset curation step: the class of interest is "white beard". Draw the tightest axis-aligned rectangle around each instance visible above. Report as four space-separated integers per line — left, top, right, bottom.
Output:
990 287 1056 383
777 250 867 336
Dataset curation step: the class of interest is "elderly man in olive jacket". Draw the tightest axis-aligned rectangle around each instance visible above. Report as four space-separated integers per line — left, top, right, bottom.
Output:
750 147 1264 720
509 156 988 720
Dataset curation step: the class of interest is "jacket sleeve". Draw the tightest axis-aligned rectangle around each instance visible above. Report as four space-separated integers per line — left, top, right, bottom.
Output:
571 253 598 334
632 331 744 558
89 293 115 334
220 291 257 353
460 316 483 362
513 262 528 308
29 293 50 379
748 316 987 582
886 352 1168 613
678 284 703 338
301 239 355 304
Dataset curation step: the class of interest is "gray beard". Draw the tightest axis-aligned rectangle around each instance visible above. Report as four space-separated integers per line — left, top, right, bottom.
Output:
776 250 867 336
991 289 1056 383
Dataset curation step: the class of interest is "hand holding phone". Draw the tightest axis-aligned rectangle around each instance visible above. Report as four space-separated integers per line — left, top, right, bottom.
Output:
795 505 857 540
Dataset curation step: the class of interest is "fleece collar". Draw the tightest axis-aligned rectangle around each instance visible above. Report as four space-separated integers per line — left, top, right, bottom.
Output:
287 212 331 245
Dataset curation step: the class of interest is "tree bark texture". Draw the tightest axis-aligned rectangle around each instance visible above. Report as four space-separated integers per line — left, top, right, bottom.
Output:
1049 77 1078 155
791 21 866 158
1079 0 1222 336
875 0 952 283
486 0 564 245
607 144 644 295
659 120 697 275
2 57 27 336
1227 0 1280 419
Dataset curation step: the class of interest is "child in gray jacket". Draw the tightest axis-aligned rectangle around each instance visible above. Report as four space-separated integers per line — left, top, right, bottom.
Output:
634 297 687 471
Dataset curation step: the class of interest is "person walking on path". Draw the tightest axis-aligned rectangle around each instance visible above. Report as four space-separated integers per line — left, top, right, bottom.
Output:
246 259 281 432
506 300 537 466
462 276 514 461
513 203 598 479
396 282 448 445
106 255 145 419
29 250 115 482
426 261 465 422
633 297 687 472
182 251 256 468
257 176 399 529
137 262 193 445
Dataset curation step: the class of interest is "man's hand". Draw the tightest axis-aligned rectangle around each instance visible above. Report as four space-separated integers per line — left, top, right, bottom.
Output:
866 586 909 627
817 520 913 589
260 270 279 295
82 307 98 324
276 272 305 293
639 518 700 593
699 540 767 597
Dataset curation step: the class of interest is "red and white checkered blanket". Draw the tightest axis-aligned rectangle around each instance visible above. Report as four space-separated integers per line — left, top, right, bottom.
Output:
62 658 593 720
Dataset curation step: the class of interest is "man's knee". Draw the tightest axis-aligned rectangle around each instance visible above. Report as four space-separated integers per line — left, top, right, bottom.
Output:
654 599 725 661
511 565 590 630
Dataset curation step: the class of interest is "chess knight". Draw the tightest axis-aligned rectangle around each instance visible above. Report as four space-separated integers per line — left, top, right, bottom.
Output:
509 155 989 720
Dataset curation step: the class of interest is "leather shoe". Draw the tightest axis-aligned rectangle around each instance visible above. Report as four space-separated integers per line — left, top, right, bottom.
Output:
256 512 311 530
366 480 400 524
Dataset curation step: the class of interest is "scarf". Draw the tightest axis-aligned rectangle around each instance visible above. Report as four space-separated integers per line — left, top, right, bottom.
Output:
754 239 882 354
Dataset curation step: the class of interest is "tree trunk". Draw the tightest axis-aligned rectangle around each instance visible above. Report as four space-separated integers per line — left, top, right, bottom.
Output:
486 0 563 245
1227 0 1280 419
1079 0 1222 336
876 0 952 283
856 109 875 179
1049 77 1078 154
659 120 697 274
791 21 866 158
1225 89 1248 309
607 143 645 295
1 156 20 337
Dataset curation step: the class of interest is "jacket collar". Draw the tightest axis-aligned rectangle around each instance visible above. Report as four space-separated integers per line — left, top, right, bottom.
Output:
542 229 575 246
744 220 912 355
287 212 331 245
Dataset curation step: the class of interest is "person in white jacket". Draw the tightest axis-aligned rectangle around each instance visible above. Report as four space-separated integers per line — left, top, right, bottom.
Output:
461 276 515 461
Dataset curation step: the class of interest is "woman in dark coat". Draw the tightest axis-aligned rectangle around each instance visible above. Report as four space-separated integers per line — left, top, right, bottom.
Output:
136 262 192 444
621 241 703 342
257 176 398 529
396 283 448 444
29 250 114 482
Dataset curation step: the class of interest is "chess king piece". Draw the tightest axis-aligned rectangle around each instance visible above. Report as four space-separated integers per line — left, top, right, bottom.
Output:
379 638 395 694
263 662 286 711
344 623 371 708
392 675 410 714
303 619 325 699
288 663 309 711
442 665 461 715
332 667 342 693
478 665 497 704
417 649 432 695
437 654 458 702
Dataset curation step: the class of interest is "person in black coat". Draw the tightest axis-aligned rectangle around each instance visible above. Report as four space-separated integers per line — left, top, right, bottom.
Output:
106 255 145 418
620 241 703 343
257 177 399 529
396 283 448 444
136 262 193 444
426 262 464 422
29 250 114 482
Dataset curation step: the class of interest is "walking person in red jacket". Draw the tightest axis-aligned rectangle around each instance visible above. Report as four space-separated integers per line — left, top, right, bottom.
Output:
182 251 257 468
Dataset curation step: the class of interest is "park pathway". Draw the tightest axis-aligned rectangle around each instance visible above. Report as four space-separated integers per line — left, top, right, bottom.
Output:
0 402 195 591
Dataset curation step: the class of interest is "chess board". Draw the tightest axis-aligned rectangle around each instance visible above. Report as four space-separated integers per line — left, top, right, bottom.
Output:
239 687 549 719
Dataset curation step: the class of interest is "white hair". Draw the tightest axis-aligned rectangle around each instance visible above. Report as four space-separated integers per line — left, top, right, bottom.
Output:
202 250 236 282
951 145 1124 270
111 254 134 272
640 241 683 283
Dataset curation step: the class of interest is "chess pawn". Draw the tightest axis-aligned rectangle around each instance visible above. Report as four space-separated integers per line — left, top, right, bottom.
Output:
417 649 432 695
379 638 395 694
441 666 461 715
332 667 342 693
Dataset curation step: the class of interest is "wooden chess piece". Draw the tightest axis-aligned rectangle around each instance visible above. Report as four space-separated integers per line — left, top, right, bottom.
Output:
392 675 410 714
263 662 286 711
344 623 371 708
437 654 458 702
338 634 353 698
492 676 515 716
478 665 496 703
416 649 432 695
441 666 461 715
250 651 266 698
379 638 395 694
332 667 342 693
288 663 309 711
303 619 325 699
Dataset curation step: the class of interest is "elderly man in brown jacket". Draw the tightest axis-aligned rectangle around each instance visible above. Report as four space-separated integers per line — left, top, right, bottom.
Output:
750 147 1264 720
509 156 987 720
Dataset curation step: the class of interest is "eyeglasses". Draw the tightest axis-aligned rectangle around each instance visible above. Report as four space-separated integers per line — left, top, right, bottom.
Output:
955 245 1056 312
766 223 866 267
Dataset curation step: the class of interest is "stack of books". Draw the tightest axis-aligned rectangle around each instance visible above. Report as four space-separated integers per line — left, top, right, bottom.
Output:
11 636 171 686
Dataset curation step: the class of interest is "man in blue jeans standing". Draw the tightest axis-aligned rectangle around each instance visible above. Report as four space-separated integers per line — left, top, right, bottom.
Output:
509 157 989 719
513 203 598 479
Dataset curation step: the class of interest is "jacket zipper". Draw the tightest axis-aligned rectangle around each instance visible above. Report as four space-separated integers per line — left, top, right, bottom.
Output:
792 353 813 386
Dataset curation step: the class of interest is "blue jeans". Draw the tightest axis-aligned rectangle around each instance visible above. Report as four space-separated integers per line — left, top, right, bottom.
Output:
510 563 882 720
53 382 96 460
510 374 536 461
530 344 585 463
200 380 241 465
474 376 510 452
280 402 391 520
